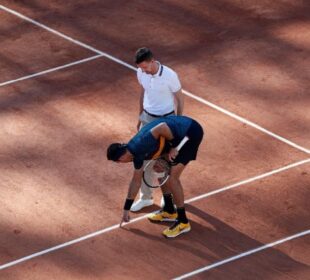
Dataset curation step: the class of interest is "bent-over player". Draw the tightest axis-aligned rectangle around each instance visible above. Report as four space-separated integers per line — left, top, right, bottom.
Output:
107 115 204 238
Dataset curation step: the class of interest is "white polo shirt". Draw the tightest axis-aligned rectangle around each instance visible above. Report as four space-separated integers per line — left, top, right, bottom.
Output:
137 62 182 115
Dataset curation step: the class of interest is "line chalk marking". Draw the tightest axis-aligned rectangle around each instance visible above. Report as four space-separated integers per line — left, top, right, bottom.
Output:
0 5 309 155
0 158 309 271
173 229 310 279
0 55 103 87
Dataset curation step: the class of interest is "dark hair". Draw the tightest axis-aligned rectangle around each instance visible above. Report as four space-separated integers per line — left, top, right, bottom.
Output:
107 143 127 161
135 47 153 64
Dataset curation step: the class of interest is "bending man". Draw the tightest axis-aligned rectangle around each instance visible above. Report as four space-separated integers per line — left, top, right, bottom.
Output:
107 116 204 238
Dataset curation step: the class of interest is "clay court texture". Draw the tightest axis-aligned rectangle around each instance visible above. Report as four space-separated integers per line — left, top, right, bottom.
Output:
0 1 309 279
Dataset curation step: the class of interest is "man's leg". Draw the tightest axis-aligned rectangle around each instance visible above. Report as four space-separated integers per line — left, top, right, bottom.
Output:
162 164 191 238
162 164 185 207
147 163 189 229
140 181 154 200
130 162 154 211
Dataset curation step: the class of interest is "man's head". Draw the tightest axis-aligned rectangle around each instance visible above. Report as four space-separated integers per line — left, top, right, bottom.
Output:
107 143 132 162
135 47 158 74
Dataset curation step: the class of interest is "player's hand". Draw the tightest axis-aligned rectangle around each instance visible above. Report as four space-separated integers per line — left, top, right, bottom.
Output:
136 120 141 131
168 148 179 162
120 210 130 227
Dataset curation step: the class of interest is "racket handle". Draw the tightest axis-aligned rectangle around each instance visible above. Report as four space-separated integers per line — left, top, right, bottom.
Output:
176 136 189 151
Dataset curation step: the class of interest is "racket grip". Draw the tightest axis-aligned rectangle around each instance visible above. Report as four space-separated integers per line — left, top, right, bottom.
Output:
176 136 189 151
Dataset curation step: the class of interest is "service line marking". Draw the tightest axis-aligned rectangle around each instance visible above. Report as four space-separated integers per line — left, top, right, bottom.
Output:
0 54 103 87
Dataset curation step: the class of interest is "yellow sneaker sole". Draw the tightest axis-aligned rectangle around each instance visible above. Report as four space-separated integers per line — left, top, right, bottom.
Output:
163 225 191 238
147 211 177 223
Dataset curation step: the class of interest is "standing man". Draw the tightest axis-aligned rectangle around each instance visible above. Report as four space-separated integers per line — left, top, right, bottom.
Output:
106 115 204 237
132 47 184 212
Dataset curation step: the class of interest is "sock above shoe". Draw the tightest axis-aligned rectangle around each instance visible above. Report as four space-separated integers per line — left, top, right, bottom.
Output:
162 193 175 214
176 207 188 224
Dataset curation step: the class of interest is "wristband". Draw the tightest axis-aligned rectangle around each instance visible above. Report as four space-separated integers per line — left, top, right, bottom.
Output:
123 198 134 210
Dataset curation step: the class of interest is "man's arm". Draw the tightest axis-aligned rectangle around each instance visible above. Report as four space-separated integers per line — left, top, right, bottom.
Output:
174 89 184 116
137 87 144 131
127 168 143 199
151 121 188 161
120 168 143 226
150 123 174 140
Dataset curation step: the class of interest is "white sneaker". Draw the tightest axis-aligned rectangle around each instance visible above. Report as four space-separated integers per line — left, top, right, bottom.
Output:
130 199 154 212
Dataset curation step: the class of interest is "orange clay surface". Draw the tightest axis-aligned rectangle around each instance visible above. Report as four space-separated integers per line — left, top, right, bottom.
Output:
0 1 309 279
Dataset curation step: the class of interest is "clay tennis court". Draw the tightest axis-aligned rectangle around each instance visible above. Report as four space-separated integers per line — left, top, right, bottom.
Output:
0 1 309 279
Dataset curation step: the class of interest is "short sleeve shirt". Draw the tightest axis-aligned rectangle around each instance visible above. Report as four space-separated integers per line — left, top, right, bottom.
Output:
127 116 193 169
137 63 182 115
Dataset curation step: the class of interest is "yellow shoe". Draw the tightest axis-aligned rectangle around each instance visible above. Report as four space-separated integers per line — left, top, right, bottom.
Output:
148 210 177 222
162 221 191 238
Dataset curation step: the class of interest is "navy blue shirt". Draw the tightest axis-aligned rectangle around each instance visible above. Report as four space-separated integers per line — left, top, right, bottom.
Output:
127 116 193 169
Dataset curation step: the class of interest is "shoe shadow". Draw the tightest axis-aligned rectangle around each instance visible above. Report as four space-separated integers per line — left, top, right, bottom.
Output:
125 203 309 278
131 204 161 214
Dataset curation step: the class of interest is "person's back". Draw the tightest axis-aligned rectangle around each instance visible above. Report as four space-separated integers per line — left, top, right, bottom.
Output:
128 116 192 160
137 115 192 143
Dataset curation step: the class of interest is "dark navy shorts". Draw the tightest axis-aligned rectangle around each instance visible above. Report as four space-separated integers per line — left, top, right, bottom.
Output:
174 120 204 166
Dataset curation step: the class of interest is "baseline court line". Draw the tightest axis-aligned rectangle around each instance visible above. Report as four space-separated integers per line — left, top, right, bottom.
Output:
0 5 309 155
0 54 103 87
0 158 309 271
173 229 310 279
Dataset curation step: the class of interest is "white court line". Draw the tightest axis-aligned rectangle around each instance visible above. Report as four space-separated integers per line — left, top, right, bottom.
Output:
0 158 309 271
0 5 136 71
0 4 309 155
0 5 309 273
0 54 103 87
185 158 310 204
182 90 310 155
173 229 310 280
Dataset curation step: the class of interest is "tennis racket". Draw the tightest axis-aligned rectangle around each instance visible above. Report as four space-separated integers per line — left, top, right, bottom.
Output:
142 136 189 188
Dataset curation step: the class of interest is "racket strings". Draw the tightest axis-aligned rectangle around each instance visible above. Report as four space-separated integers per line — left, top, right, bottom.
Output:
143 159 170 188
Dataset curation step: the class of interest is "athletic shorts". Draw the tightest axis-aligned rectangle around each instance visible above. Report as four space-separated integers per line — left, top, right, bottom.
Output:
174 120 204 166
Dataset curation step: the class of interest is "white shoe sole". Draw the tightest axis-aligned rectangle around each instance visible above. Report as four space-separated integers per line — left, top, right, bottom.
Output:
148 217 177 222
148 210 177 222
164 226 191 238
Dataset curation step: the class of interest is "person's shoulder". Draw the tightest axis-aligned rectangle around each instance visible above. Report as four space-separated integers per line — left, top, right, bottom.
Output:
162 65 180 83
137 68 146 84
137 67 143 76
162 65 177 76
162 65 181 90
